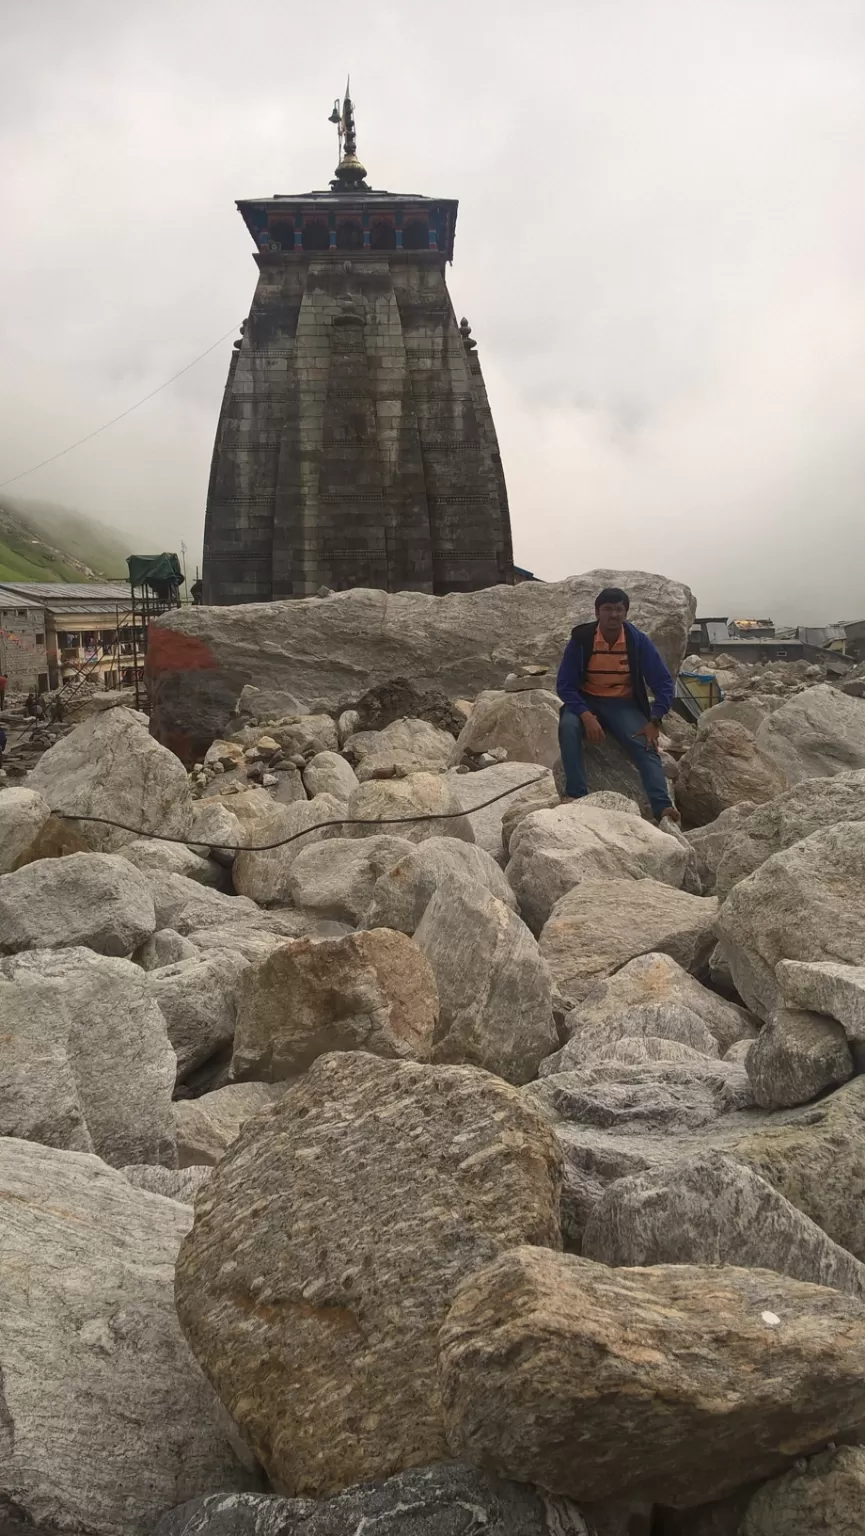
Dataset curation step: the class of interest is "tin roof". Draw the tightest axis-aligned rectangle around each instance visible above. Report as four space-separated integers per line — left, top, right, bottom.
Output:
0 581 129 605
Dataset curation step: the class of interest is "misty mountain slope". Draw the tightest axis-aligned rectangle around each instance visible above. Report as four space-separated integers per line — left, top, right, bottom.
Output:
0 497 132 582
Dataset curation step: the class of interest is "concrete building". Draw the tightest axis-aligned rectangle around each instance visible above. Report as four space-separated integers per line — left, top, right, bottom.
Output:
0 582 144 693
202 90 514 604
0 591 50 695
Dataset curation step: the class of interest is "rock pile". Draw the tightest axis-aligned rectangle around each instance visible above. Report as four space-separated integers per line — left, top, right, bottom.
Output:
4 571 865 1534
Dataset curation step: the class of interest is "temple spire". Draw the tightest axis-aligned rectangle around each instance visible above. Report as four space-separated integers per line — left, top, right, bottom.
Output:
330 81 369 190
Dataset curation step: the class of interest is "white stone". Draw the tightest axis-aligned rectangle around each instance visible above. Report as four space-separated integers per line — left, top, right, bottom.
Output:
287 835 412 926
346 772 474 844
232 794 347 905
0 852 156 957
0 786 51 874
302 750 358 802
363 837 518 934
27 707 194 851
755 684 865 783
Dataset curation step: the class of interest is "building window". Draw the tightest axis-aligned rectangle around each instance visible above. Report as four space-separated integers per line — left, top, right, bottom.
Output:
302 220 329 251
35 632 44 645
370 220 396 250
402 219 429 250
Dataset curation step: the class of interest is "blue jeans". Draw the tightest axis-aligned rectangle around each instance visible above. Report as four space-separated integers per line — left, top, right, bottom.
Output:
558 698 673 819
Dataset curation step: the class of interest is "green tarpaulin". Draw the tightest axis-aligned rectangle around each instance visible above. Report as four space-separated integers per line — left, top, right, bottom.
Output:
126 553 185 590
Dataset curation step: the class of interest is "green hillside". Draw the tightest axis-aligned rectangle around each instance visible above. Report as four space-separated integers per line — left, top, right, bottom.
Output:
0 496 132 583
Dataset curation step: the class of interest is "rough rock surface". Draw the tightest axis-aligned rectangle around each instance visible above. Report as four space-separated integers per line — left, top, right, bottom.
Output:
287 835 412 926
301 750 358 802
120 839 224 887
581 1151 865 1298
346 773 475 844
230 930 439 1081
776 958 865 1040
175 1054 562 1497
0 852 156 957
528 1061 752 1140
364 838 517 935
674 721 788 828
507 805 689 934
548 1074 865 1260
449 689 561 768
414 883 557 1084
0 1137 256 1536
0 947 176 1166
539 878 718 1004
27 707 194 850
347 717 456 778
741 1445 865 1535
716 821 865 1018
188 799 244 865
147 570 695 761
173 1083 283 1167
746 1005 852 1107
439 1244 865 1508
447 761 555 864
233 794 347 905
134 928 200 971
147 952 249 1081
142 873 261 935
540 1004 721 1071
151 1466 593 1536
121 1163 213 1202
755 683 865 783
684 803 757 896
557 952 757 1056
0 785 51 873
714 768 865 898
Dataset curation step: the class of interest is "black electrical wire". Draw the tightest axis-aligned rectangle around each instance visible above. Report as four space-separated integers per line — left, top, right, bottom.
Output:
50 770 552 853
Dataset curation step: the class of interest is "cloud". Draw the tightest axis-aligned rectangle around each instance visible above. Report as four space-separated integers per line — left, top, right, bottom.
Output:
1 0 863 619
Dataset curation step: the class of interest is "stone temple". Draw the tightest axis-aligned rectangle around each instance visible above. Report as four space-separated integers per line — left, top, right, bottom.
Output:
202 91 514 604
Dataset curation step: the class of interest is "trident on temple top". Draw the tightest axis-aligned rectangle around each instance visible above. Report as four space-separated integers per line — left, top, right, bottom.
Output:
329 79 369 189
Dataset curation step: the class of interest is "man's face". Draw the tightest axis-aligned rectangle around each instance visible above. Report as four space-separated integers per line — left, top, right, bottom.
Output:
597 601 628 640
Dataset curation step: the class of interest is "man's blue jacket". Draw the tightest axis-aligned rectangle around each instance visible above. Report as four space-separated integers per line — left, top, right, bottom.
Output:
556 620 675 721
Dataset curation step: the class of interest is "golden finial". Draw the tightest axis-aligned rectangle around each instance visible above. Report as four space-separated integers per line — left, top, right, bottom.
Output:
330 79 368 189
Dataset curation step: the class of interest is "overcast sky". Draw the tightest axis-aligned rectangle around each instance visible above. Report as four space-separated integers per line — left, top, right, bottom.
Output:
2 0 864 621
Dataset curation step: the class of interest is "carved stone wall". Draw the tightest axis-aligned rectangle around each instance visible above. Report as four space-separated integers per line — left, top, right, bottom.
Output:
202 253 513 603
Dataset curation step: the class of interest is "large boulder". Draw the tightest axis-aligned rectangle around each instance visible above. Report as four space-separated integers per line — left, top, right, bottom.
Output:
346 773 474 844
346 718 457 779
175 1054 562 1497
684 802 757 895
501 784 638 856
439 1246 865 1508
0 1138 257 1536
301 750 358 802
0 947 176 1167
0 786 51 873
581 1150 865 1299
526 1068 865 1258
446 762 555 865
0 852 156 957
539 1006 721 1072
539 878 718 1004
173 1083 284 1167
27 707 194 851
150 1466 593 1536
363 838 517 935
449 689 561 768
741 1445 865 1535
188 799 244 865
674 721 788 828
507 805 689 935
287 835 413 926
119 839 224 887
233 794 347 905
714 769 865 898
716 821 865 1019
554 952 757 1057
147 952 249 1082
755 684 865 783
414 883 557 1084
776 959 865 1042
147 570 695 762
746 1006 852 1108
229 930 439 1081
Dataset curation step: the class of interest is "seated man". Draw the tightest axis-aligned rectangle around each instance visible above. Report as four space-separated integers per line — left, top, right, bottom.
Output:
556 584 680 824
